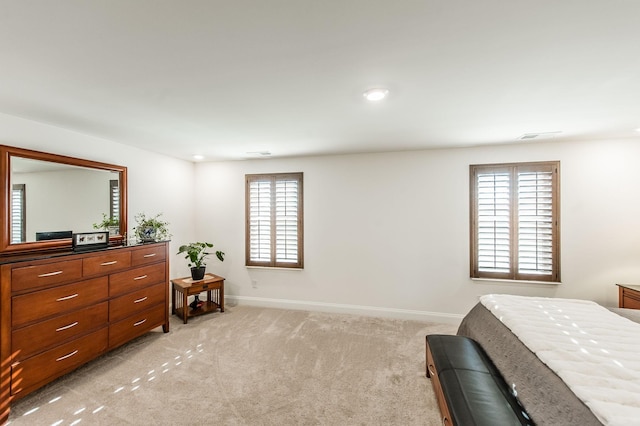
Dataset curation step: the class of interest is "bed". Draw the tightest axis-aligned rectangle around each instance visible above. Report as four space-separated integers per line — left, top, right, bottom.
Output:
456 296 640 426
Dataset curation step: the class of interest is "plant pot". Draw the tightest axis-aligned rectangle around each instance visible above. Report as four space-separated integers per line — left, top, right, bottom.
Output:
139 226 157 242
190 266 206 281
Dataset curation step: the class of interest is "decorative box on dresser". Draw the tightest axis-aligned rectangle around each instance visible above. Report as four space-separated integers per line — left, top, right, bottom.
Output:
0 241 170 423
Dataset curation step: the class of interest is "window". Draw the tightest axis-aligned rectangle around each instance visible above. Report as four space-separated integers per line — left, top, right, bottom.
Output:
470 161 560 282
11 184 26 243
245 173 303 268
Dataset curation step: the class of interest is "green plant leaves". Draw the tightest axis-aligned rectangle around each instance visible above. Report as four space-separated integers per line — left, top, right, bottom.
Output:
177 241 224 267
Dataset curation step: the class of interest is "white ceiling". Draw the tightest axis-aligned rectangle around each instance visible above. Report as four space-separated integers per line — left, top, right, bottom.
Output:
1 1 639 162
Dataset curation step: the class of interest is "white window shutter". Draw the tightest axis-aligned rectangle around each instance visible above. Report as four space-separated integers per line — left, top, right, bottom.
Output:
110 179 120 220
11 185 25 243
476 171 511 274
517 170 554 276
249 179 272 262
275 179 299 263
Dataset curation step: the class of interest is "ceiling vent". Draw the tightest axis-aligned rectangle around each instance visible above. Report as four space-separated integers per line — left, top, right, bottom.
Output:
518 131 562 140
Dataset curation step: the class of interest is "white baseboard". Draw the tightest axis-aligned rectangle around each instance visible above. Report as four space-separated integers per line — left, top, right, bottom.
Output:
225 295 464 325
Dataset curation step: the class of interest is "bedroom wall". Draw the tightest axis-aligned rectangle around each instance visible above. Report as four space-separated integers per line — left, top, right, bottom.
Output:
195 137 640 322
0 112 196 277
4 110 639 322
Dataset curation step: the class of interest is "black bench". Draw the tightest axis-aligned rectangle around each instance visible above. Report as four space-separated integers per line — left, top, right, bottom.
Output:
426 334 533 426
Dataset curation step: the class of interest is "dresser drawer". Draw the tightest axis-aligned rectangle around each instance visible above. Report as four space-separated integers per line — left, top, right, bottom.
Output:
11 327 108 396
131 244 166 266
109 304 166 349
12 302 108 361
110 282 166 323
109 263 166 297
11 259 82 293
82 251 131 276
12 277 108 328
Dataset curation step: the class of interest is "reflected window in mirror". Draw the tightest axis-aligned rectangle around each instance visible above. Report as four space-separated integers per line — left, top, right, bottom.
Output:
110 179 120 220
11 184 26 243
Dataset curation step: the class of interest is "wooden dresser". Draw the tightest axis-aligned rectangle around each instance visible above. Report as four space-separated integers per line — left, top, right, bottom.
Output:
617 283 640 309
0 241 170 421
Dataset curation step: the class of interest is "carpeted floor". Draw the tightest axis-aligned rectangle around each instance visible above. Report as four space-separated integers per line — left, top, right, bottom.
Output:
7 305 457 425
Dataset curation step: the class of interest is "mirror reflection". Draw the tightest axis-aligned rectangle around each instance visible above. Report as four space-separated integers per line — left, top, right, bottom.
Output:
10 157 121 243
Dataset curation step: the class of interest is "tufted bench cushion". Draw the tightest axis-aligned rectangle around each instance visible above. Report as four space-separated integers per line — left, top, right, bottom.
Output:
426 334 533 426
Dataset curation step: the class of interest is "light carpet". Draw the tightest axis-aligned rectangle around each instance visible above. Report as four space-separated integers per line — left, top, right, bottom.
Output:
7 305 456 425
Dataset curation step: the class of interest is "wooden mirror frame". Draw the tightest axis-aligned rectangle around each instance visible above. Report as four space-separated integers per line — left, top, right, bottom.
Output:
0 145 127 255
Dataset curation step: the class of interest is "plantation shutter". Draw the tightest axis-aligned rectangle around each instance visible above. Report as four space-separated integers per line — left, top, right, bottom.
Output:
517 167 554 277
246 173 303 268
109 179 120 221
11 184 26 243
248 179 272 263
471 162 559 282
275 178 299 264
476 169 511 274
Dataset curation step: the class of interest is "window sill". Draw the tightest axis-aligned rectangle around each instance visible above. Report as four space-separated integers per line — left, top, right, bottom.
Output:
471 277 561 285
246 266 303 271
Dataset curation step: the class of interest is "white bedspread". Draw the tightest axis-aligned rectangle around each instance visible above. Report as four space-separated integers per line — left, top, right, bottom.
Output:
480 294 640 426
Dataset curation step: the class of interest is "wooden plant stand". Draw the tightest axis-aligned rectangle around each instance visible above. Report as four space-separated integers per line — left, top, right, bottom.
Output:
171 273 225 324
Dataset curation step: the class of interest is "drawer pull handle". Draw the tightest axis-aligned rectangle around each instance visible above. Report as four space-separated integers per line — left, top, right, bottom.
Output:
100 260 118 266
134 296 148 304
57 293 79 301
56 321 79 332
134 319 147 327
143 253 157 258
56 350 78 362
38 270 63 278
134 275 148 281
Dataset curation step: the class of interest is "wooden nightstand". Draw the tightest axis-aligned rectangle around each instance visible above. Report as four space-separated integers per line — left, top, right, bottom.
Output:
616 284 640 309
171 274 225 323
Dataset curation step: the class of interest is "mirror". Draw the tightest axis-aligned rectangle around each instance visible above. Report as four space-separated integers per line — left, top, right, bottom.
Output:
0 145 127 254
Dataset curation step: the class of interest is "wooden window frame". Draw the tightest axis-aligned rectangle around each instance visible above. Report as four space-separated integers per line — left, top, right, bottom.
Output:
245 172 304 268
470 161 560 282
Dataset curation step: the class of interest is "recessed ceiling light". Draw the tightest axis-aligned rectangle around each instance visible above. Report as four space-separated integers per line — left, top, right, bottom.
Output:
192 154 204 161
635 128 640 133
363 88 389 102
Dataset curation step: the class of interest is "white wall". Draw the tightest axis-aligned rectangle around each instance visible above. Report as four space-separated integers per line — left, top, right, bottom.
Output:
195 138 640 321
0 112 196 278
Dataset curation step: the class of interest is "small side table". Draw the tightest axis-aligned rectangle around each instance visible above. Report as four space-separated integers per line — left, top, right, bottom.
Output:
171 273 225 324
616 284 640 309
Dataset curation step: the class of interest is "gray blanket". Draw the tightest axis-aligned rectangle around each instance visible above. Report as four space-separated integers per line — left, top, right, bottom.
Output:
457 303 605 426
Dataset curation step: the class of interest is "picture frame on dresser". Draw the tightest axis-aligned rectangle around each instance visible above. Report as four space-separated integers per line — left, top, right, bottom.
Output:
72 231 110 251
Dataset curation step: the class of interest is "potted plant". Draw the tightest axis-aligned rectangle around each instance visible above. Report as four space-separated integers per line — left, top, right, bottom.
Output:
177 241 225 280
93 213 119 235
133 213 171 242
